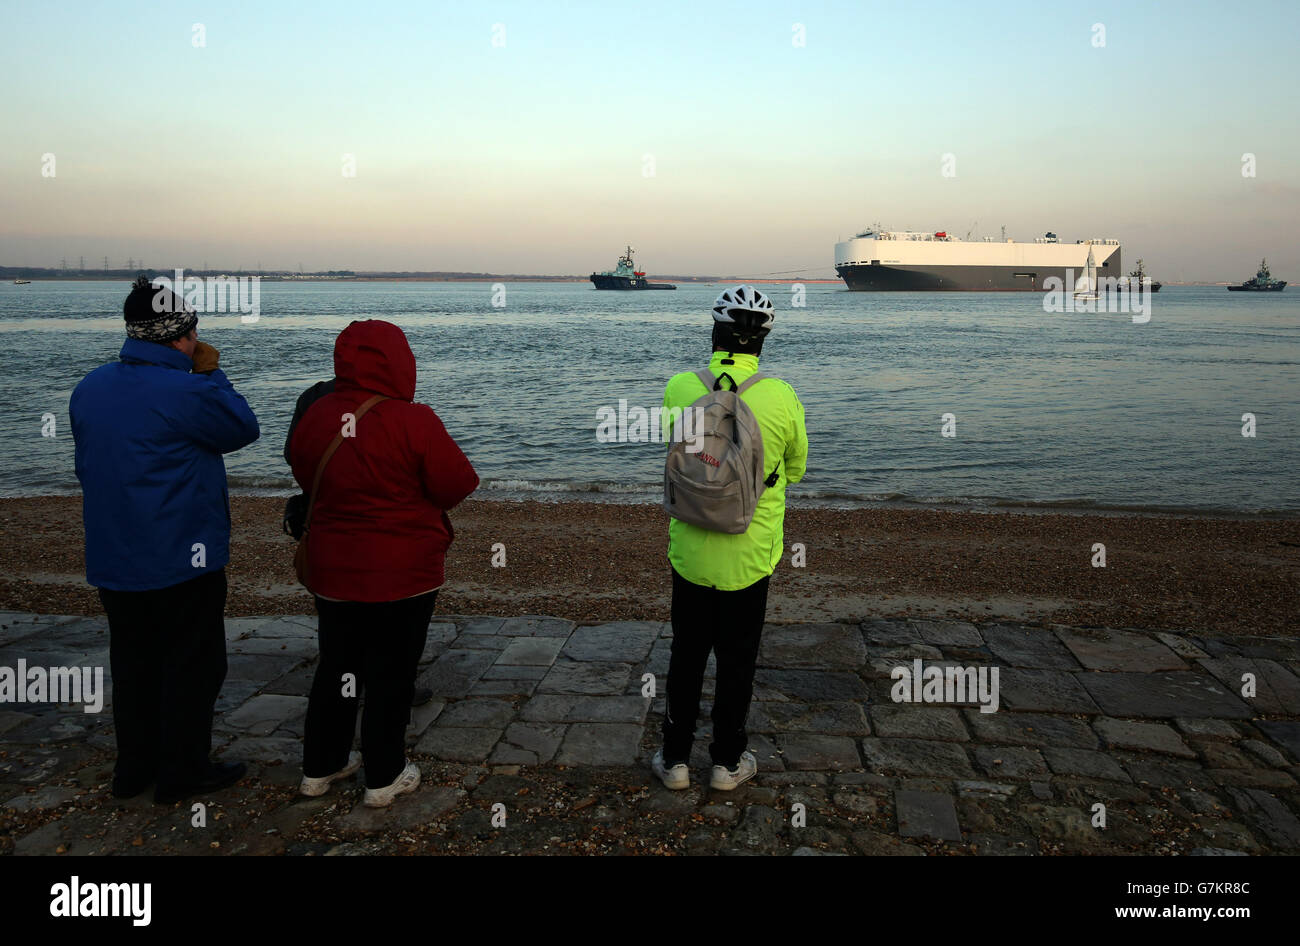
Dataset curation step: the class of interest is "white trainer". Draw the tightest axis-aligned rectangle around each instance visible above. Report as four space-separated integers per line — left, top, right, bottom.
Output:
299 751 362 797
362 760 421 808
710 751 757 791
651 749 690 790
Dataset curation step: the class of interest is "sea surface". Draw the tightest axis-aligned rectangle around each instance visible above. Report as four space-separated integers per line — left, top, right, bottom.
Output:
1 280 1297 515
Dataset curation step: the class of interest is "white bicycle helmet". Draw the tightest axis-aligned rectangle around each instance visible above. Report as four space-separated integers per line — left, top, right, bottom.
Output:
712 285 775 333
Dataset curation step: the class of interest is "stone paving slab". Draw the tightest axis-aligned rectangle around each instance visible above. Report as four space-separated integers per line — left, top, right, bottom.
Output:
982 624 1081 670
555 723 642 765
909 619 983 649
495 637 566 666
860 738 976 778
1055 627 1188 672
560 623 662 663
1094 718 1196 758
997 667 1100 714
1041 747 1132 782
1256 721 1300 761
753 668 870 702
1080 672 1254 719
749 701 869 736
3 611 1299 855
1198 657 1300 716
965 710 1099 749
518 694 649 724
775 734 861 771
758 623 866 669
895 789 962 841
537 661 631 695
869 705 968 741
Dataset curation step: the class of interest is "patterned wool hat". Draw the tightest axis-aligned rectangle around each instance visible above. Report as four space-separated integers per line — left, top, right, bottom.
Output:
123 274 198 343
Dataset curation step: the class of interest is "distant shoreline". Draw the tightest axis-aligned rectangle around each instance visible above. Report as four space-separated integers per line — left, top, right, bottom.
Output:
2 273 1235 286
2 273 844 284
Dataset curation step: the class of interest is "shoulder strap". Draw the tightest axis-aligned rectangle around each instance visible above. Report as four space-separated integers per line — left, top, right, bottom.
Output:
736 371 770 394
695 368 717 392
301 394 387 535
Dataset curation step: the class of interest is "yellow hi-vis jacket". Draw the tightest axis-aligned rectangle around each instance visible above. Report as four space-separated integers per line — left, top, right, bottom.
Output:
663 351 808 590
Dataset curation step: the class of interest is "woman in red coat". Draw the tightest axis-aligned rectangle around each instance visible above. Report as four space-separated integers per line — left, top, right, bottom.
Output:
288 319 478 807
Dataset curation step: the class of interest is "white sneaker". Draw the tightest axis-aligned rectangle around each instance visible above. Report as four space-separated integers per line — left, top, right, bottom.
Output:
710 751 757 791
362 760 421 808
651 749 690 790
299 751 362 797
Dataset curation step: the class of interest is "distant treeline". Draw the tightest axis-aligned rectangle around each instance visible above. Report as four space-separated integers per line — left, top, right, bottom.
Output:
0 266 728 282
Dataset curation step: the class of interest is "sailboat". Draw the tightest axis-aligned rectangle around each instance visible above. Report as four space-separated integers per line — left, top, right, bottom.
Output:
1073 244 1098 301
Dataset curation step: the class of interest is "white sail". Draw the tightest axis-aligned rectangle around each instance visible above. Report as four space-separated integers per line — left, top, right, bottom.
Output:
1075 244 1098 298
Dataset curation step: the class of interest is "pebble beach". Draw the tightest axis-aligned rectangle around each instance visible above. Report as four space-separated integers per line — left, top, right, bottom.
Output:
1 496 1295 636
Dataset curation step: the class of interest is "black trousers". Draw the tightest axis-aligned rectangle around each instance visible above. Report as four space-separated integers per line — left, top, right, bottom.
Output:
304 591 436 788
663 568 770 768
98 568 229 793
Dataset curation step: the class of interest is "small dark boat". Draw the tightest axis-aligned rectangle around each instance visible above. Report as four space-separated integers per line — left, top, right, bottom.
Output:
590 246 676 290
1116 259 1161 292
1227 259 1286 292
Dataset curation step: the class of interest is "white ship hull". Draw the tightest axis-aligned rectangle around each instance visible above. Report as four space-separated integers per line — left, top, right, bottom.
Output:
835 232 1122 291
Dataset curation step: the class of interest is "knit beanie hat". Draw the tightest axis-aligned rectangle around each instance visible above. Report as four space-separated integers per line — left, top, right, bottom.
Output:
124 274 198 343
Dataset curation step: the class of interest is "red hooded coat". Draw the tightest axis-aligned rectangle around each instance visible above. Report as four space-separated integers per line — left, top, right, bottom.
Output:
289 320 479 601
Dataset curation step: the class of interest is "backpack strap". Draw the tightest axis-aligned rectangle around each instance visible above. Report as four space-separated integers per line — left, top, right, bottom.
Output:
302 394 387 535
697 368 772 394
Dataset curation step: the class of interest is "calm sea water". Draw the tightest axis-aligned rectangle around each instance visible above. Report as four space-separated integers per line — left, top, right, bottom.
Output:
1 280 1297 515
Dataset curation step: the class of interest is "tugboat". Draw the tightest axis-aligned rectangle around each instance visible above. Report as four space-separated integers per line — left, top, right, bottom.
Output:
1227 259 1286 291
590 246 676 290
1116 259 1161 292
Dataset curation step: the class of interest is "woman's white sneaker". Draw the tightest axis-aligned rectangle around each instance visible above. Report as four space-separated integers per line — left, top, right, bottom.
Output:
710 751 757 791
651 749 690 790
363 760 421 808
299 751 362 797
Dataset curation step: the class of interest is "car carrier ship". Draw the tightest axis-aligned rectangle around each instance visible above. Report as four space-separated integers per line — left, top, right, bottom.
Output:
834 228 1122 291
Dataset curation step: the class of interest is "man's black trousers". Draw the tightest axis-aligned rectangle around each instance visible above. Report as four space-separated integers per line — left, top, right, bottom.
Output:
98 568 229 795
662 568 770 768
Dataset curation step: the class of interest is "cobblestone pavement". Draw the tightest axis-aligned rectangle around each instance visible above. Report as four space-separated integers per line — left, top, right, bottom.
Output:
2 612 1298 855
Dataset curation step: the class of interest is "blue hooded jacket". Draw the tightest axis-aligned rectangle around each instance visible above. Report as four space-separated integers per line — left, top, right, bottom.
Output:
71 338 260 591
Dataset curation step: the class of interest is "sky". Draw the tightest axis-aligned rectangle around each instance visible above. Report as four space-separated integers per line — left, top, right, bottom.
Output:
1 0 1297 281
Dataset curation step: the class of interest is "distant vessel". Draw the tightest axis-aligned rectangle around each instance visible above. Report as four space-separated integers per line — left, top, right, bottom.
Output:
590 246 676 290
835 228 1121 291
12 279 30 285
1117 259 1161 292
1073 244 1099 300
1227 259 1286 292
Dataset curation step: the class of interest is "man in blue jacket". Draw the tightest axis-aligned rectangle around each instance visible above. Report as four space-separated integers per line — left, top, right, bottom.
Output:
71 275 260 804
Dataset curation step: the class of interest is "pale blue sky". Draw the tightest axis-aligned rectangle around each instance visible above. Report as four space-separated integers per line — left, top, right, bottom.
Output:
1 0 1296 279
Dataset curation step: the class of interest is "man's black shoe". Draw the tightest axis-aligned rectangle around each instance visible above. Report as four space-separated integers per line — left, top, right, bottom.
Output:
411 687 434 708
154 761 247 805
111 777 154 800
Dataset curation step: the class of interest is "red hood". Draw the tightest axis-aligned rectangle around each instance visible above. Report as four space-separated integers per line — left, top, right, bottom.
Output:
333 319 416 401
